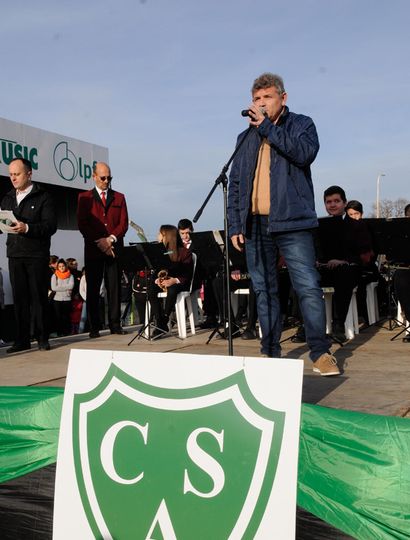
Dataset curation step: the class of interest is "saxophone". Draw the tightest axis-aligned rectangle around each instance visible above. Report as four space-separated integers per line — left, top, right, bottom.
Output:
157 269 168 292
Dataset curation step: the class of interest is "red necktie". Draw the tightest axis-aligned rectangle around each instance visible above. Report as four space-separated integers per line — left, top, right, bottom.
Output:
101 191 106 206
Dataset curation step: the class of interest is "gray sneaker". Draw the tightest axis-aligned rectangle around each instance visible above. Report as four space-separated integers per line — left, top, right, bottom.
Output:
313 353 340 376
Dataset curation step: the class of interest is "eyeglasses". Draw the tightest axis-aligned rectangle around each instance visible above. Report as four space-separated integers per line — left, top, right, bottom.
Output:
99 176 112 181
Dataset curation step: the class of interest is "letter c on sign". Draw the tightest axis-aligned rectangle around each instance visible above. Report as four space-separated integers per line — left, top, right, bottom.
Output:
100 421 148 485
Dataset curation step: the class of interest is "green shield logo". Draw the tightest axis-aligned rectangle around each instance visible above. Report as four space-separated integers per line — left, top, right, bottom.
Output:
72 363 285 539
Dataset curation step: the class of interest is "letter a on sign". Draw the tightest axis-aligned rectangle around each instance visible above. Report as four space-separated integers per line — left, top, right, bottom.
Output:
145 499 177 540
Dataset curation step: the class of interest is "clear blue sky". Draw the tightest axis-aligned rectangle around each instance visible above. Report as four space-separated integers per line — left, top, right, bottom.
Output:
3 0 410 239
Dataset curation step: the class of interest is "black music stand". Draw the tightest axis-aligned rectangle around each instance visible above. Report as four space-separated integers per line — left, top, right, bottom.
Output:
190 231 224 272
127 242 171 344
121 245 146 326
217 229 248 271
190 231 226 340
207 230 249 341
368 218 410 338
383 219 410 340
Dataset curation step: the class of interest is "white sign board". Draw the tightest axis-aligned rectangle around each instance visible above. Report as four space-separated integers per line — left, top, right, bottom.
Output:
54 350 303 539
0 117 108 189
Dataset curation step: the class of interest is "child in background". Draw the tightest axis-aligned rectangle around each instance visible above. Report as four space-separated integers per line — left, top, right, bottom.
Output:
70 293 83 334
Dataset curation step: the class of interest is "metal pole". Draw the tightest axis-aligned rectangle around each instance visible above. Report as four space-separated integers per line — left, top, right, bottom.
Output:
376 173 385 218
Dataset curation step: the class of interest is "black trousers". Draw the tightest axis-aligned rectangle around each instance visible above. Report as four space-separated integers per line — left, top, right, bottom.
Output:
212 276 257 328
85 257 121 333
147 282 189 322
202 278 218 319
8 257 50 345
53 300 71 336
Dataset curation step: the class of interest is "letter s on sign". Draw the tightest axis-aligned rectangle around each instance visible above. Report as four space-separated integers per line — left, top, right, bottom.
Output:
183 428 225 498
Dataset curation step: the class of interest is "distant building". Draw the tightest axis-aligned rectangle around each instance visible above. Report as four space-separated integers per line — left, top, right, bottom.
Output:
0 116 109 307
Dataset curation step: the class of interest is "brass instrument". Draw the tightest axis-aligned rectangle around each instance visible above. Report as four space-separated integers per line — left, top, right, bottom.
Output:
129 220 148 242
157 269 168 292
230 271 250 281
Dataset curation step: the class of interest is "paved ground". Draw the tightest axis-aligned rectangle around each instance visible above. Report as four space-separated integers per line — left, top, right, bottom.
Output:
0 325 410 416
1 321 409 417
1 322 407 540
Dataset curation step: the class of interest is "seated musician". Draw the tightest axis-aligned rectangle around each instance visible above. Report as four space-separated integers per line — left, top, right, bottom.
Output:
345 199 364 220
178 218 219 328
393 204 410 342
147 224 193 337
209 237 256 339
178 218 193 250
318 186 374 342
345 199 385 324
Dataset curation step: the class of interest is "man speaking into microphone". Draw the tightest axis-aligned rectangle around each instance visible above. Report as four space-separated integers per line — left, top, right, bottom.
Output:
228 73 339 375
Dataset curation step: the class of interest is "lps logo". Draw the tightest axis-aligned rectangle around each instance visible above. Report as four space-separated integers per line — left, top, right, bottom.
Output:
72 365 285 539
53 141 96 183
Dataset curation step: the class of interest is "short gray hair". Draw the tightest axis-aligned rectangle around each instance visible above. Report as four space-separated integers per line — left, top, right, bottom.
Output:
252 73 285 95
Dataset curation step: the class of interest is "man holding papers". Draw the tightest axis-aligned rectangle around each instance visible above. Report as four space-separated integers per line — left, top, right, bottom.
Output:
0 158 57 352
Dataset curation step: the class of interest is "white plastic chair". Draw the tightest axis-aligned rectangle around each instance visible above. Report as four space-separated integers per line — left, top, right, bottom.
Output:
231 288 263 338
366 282 379 325
323 286 359 339
231 287 250 315
174 253 198 339
397 302 410 336
322 287 335 335
344 288 359 339
189 287 204 325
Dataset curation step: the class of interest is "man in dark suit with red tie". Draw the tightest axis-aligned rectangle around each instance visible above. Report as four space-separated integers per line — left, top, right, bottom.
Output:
77 162 129 338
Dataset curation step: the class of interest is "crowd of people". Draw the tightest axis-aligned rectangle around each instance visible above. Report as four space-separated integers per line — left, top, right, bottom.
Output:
0 158 128 352
171 190 408 351
1 72 409 372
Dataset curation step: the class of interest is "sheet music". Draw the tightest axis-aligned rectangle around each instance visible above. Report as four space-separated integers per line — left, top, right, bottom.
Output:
0 210 18 234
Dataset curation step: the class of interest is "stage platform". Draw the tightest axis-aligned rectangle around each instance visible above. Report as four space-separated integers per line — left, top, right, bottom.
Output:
1 322 409 418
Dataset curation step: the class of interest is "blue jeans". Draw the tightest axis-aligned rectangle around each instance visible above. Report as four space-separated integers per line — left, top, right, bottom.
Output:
245 215 330 360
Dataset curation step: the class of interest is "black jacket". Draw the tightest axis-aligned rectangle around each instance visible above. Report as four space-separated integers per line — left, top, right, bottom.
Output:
1 183 57 258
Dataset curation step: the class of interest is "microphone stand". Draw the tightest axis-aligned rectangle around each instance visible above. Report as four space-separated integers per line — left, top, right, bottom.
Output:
193 126 253 356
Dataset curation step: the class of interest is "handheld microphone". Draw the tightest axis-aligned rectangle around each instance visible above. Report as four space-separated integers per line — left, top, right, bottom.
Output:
241 107 266 118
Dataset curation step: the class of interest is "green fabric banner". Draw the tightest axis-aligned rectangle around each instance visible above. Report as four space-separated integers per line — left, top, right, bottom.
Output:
1 387 410 539
298 404 410 540
0 387 63 484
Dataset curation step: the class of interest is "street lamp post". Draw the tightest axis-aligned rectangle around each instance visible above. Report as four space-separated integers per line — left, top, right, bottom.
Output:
376 173 386 218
